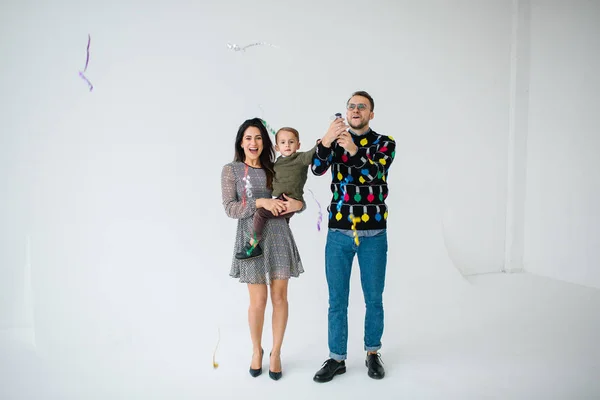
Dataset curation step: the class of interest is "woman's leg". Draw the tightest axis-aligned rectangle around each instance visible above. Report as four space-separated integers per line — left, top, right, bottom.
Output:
248 283 268 369
269 279 289 372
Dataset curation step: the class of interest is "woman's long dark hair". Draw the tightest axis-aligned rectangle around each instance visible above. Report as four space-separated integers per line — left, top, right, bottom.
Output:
234 118 276 190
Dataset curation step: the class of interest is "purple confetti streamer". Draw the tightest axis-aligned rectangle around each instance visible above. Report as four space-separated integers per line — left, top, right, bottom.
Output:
308 189 323 231
78 71 93 92
84 34 90 72
79 34 93 92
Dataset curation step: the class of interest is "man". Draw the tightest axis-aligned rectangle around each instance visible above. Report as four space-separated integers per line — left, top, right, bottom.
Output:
311 91 395 382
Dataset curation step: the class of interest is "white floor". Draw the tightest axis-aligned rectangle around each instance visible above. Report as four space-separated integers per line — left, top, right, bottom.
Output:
1 195 599 399
1 270 599 400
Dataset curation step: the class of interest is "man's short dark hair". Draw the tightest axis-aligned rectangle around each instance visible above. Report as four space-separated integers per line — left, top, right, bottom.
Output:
348 90 374 111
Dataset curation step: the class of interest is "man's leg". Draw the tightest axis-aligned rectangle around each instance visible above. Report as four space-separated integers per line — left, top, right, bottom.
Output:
325 230 356 361
357 230 387 379
314 230 355 383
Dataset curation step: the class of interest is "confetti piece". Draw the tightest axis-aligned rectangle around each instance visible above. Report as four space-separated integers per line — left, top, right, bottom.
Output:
245 174 253 198
337 177 350 212
349 214 361 246
261 119 277 136
213 328 220 369
241 164 251 206
227 41 278 52
246 232 258 256
78 71 93 91
83 34 90 72
79 34 93 91
307 189 323 231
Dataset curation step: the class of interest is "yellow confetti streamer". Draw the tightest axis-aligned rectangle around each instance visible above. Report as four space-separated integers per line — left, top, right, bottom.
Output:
349 214 361 245
213 328 220 369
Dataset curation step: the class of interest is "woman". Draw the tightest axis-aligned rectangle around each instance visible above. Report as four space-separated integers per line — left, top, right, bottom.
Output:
221 118 305 380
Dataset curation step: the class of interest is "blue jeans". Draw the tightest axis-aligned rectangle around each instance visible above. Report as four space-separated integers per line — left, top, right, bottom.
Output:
325 229 387 361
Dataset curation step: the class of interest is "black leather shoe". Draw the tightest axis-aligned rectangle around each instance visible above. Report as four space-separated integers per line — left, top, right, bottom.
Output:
236 243 263 260
249 349 264 377
313 359 346 383
269 352 282 381
365 353 385 379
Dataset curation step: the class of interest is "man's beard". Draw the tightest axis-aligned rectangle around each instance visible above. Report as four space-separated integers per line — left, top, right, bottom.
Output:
349 119 368 131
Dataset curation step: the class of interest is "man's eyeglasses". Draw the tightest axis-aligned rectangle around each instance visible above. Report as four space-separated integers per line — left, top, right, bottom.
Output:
346 103 369 111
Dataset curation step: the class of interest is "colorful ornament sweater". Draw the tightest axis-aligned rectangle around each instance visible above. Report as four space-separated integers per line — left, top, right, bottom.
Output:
311 129 395 230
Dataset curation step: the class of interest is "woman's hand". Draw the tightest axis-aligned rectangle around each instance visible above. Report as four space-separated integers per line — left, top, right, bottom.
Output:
257 198 287 216
281 194 304 215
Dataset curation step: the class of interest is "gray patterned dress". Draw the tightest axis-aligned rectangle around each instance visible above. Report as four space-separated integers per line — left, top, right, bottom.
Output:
221 162 304 284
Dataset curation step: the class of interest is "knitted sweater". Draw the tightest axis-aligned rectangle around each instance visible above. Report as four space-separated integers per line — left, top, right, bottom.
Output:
311 129 395 230
272 145 317 202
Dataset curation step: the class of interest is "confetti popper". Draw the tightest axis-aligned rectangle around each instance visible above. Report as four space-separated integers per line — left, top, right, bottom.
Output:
227 41 278 52
307 189 323 231
79 34 93 91
261 119 277 136
213 328 220 369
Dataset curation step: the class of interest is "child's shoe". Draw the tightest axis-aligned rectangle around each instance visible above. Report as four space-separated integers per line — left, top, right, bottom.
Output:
235 243 263 259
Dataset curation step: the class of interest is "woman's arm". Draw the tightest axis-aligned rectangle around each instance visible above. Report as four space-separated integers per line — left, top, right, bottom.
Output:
221 164 256 219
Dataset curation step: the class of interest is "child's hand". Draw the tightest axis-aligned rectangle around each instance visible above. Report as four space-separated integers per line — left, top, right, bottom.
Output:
281 194 303 214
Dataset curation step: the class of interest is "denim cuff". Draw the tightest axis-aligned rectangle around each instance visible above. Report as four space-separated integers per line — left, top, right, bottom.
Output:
329 351 347 362
364 344 382 352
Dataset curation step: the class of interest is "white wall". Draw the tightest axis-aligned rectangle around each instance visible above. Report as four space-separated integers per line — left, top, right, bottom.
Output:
0 0 512 369
524 0 600 289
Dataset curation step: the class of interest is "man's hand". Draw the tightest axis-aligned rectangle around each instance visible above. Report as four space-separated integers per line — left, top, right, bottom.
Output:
336 131 358 156
321 118 349 148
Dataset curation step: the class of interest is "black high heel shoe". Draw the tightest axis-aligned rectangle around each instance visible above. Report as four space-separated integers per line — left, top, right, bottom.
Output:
249 349 264 377
269 351 282 381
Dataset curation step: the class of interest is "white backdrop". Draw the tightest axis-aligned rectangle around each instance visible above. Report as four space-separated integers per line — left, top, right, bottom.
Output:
524 0 600 288
1 0 598 398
